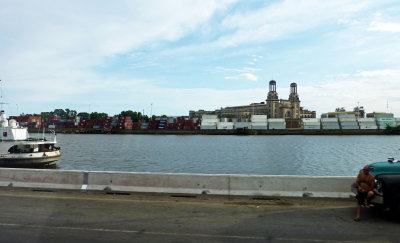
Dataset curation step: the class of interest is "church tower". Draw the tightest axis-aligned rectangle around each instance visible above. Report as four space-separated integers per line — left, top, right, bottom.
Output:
266 80 279 118
288 83 300 118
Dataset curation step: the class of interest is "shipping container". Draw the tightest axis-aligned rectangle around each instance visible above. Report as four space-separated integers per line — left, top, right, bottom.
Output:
201 125 216 130
268 125 286 130
251 125 268 130
303 125 321 130
360 125 378 130
217 122 234 130
234 122 250 129
321 118 339 123
268 118 285 123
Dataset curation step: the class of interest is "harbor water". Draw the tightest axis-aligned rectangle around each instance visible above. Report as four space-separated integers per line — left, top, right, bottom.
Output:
52 134 400 176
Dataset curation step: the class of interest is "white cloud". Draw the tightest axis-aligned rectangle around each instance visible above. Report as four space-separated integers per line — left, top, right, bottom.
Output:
215 0 381 46
0 0 238 83
367 21 400 32
299 69 400 116
225 73 259 81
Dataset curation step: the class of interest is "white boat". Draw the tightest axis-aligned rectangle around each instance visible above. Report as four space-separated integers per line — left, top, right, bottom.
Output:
0 110 61 167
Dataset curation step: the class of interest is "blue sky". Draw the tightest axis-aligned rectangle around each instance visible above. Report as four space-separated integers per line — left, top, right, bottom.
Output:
1 0 400 117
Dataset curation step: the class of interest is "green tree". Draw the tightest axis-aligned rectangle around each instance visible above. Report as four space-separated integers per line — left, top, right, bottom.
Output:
53 109 67 118
40 112 54 119
90 112 108 120
77 112 90 120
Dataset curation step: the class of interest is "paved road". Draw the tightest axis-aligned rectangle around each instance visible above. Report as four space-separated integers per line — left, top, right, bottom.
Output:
0 189 398 242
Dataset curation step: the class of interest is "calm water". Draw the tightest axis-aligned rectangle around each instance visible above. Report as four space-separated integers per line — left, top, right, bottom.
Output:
53 134 400 176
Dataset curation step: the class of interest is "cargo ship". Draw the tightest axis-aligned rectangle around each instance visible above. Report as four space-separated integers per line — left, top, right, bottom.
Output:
0 111 61 167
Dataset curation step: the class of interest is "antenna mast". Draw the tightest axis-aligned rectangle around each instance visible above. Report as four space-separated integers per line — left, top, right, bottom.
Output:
0 80 8 111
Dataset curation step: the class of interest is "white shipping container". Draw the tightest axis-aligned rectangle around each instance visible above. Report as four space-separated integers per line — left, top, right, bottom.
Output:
234 122 250 129
303 125 321 130
202 119 219 123
340 121 358 126
321 118 338 123
251 122 268 125
360 125 378 130
322 125 340 129
217 125 234 130
339 117 357 122
251 125 268 130
341 126 359 130
201 122 217 126
217 122 234 130
302 118 320 123
358 118 375 122
337 114 355 118
269 125 286 130
202 115 217 119
201 125 216 130
303 122 321 126
268 118 285 123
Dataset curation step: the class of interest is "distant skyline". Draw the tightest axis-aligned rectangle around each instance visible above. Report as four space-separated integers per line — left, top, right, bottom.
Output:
1 0 399 117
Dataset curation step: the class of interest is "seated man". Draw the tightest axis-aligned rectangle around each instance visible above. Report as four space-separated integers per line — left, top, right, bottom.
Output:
354 165 375 221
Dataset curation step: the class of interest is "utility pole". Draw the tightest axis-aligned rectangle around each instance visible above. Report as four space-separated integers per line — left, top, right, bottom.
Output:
150 103 153 120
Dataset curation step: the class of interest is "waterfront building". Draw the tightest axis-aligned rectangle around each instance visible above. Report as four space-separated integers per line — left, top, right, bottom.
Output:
190 80 315 121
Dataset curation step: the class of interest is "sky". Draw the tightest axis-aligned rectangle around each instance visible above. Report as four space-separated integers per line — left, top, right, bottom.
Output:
0 0 400 117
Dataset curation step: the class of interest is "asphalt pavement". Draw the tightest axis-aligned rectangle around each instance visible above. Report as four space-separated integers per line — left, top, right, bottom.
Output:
0 189 398 243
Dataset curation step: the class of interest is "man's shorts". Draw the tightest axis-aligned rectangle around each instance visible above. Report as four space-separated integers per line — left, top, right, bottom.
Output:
356 190 370 205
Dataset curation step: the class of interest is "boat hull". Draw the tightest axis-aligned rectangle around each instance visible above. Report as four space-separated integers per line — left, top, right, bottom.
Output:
0 151 61 168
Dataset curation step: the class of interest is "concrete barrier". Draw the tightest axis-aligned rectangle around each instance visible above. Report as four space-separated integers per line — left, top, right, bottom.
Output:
86 171 230 195
0 168 356 198
229 175 355 198
0 168 84 190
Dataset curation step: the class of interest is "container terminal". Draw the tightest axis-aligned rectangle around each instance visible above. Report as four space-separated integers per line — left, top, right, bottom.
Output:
8 80 400 135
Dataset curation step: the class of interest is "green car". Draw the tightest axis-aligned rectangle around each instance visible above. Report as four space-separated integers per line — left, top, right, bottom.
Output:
357 158 400 213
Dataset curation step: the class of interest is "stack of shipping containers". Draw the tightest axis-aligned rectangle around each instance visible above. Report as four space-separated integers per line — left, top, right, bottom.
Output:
103 117 113 130
375 113 396 130
116 116 133 130
358 118 378 130
321 118 340 130
140 122 149 129
268 118 286 130
157 119 167 129
183 119 195 130
176 117 186 129
251 115 268 130
201 115 218 130
339 114 359 130
234 120 250 129
132 120 145 130
148 120 160 129
302 118 321 130
217 118 234 130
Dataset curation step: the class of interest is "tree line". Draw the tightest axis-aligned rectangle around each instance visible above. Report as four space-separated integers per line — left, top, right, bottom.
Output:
22 109 163 122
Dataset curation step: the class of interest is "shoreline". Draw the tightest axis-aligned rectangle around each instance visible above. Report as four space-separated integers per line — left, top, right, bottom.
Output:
28 127 389 135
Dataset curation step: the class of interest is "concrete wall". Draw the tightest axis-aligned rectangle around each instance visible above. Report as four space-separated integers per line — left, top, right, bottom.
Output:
0 168 356 198
0 168 84 190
